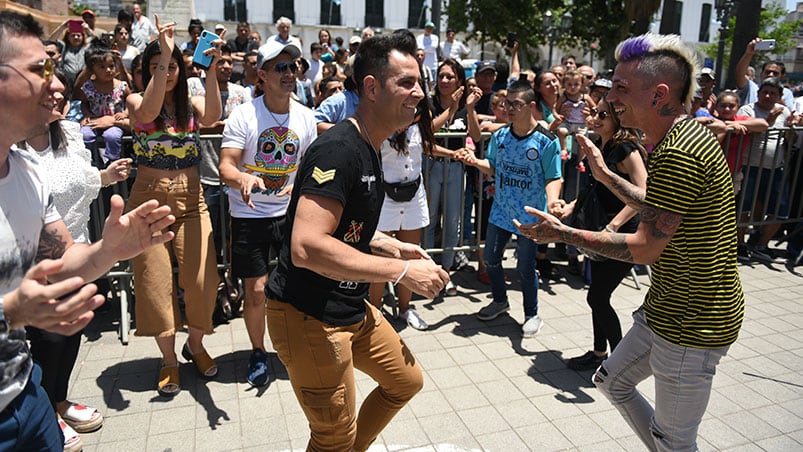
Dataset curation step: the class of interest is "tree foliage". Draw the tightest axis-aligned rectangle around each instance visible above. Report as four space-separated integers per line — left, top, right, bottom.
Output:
702 1 801 81
443 0 662 68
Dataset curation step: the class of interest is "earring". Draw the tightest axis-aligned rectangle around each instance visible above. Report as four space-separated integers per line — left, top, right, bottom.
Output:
652 100 657 106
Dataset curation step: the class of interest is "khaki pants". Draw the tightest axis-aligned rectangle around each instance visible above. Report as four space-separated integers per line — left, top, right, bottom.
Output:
128 171 218 337
266 299 423 452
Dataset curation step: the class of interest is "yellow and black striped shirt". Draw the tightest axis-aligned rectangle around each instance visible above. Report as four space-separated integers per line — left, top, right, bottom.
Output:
643 119 744 348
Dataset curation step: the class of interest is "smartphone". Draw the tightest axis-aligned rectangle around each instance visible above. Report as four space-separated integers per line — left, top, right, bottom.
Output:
100 32 115 48
68 19 83 34
192 30 220 70
755 39 776 51
507 32 517 48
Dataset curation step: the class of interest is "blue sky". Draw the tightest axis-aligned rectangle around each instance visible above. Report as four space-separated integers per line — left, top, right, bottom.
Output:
787 0 798 12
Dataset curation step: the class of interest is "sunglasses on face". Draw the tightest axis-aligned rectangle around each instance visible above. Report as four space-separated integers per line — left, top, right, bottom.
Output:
590 108 610 120
0 58 55 83
270 61 298 74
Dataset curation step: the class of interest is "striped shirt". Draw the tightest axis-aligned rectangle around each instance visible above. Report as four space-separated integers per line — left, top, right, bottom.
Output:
643 119 744 348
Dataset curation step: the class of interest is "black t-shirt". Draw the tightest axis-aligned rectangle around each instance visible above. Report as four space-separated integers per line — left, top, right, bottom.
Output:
593 139 643 233
475 92 494 116
430 95 469 151
266 120 384 325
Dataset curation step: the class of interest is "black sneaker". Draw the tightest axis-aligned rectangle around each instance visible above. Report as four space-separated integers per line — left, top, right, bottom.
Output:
247 349 270 387
567 351 607 371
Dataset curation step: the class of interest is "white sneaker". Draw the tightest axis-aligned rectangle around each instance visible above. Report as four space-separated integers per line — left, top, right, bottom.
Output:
522 315 543 338
404 309 428 330
444 280 458 297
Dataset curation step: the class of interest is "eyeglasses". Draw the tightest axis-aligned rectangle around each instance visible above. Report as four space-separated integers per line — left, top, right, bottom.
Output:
503 100 528 111
589 108 610 120
270 61 298 74
0 58 55 83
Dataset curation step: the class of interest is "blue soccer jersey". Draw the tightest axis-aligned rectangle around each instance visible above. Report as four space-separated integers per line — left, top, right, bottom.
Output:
485 124 562 233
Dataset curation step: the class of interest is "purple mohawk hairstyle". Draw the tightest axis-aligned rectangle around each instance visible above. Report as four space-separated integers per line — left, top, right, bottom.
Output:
617 35 652 61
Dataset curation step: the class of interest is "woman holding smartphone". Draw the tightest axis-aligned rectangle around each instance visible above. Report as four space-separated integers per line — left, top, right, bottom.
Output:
126 16 223 396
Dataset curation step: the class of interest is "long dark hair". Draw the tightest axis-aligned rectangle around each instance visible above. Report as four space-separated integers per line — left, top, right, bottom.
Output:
599 96 646 161
433 58 467 110
389 77 435 156
141 40 190 130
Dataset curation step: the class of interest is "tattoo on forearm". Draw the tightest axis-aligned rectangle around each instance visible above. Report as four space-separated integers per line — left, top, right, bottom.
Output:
36 227 68 261
559 227 634 262
607 173 645 210
639 205 681 239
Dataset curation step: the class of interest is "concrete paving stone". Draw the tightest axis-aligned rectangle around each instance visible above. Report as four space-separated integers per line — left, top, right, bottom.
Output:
744 376 803 404
698 416 750 450
440 384 489 410
407 387 455 418
575 439 627 452
461 360 508 384
587 408 639 439
705 389 746 417
616 434 647 450
750 404 803 433
444 344 489 365
494 398 547 428
508 375 563 399
195 397 239 430
432 437 483 451
754 434 803 451
283 412 311 442
720 410 783 441
779 398 803 418
426 366 472 390
529 393 586 421
739 354 794 377
513 421 574 451
148 404 196 435
277 387 304 415
490 355 533 378
99 411 151 442
378 417 430 451
787 429 803 445
474 429 531 452
240 414 290 448
146 427 196 452
194 423 243 451
552 414 612 447
474 378 526 404
721 443 768 452
414 349 459 370
244 442 291 452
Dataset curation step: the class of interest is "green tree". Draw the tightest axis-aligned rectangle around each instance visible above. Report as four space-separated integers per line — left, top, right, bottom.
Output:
442 0 663 68
703 1 801 87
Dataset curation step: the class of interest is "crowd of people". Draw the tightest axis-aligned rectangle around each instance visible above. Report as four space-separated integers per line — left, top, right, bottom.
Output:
0 5 801 452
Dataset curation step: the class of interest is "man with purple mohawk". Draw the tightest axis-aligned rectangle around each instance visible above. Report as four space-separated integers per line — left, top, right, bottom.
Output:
515 33 744 451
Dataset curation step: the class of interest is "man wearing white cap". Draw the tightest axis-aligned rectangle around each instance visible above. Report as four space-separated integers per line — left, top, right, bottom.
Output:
219 40 317 388
416 21 439 75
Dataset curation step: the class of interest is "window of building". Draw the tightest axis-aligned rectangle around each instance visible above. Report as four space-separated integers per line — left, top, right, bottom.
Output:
365 0 384 28
408 0 426 29
224 0 247 22
320 0 342 25
659 0 683 35
699 3 712 42
273 0 295 22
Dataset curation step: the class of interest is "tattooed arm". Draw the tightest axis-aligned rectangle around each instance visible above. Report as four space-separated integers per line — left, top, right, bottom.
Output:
576 134 646 212
514 203 682 265
290 194 448 298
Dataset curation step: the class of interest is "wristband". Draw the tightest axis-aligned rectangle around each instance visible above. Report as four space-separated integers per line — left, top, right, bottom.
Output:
393 261 410 286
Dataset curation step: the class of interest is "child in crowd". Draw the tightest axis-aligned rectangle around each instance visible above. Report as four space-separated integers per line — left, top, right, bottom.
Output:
557 69 595 157
78 43 130 162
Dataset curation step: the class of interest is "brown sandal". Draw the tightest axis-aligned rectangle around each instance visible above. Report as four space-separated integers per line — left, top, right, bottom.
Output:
157 364 180 397
182 342 218 378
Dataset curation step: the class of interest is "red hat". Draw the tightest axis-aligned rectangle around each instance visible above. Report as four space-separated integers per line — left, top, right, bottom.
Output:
81 9 95 17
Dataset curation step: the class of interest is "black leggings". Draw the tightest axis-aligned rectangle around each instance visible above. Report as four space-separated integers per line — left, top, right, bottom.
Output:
25 327 82 408
587 259 633 353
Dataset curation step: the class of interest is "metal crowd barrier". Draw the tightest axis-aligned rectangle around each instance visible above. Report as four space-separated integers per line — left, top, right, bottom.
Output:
91 127 801 343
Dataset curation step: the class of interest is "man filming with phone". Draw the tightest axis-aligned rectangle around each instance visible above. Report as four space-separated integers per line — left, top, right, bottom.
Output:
735 38 796 109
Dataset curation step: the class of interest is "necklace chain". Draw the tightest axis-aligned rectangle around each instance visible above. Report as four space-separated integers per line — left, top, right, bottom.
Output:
267 105 290 128
354 113 377 153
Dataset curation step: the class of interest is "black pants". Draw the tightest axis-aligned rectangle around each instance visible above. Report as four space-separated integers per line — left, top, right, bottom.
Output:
587 259 633 353
25 327 82 408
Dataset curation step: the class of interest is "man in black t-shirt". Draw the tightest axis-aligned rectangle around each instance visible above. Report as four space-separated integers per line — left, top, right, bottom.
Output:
265 31 449 452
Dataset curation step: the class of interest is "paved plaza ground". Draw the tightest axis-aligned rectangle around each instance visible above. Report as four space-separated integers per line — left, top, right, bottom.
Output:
68 250 802 451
